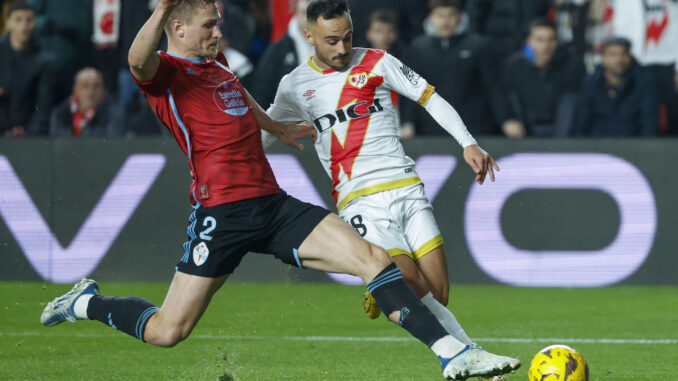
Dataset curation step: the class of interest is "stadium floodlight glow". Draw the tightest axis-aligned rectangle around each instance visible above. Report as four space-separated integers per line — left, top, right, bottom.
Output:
0 154 165 283
464 153 657 287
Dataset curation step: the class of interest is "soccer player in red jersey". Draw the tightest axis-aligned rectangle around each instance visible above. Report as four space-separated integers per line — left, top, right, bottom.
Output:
40 1 511 379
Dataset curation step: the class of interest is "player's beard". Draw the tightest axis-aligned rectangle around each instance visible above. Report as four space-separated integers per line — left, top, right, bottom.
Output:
316 50 351 71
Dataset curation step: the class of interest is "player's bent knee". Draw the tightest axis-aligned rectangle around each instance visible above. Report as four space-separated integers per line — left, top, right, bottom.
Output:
366 244 392 269
432 286 449 306
350 243 392 281
401 271 431 298
152 325 192 348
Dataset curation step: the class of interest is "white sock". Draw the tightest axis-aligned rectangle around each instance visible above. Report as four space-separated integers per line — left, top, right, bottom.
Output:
430 335 467 358
73 294 94 319
421 292 473 345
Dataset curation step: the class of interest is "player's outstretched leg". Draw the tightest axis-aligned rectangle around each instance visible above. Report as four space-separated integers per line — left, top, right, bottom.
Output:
414 247 473 345
41 272 228 347
296 214 518 380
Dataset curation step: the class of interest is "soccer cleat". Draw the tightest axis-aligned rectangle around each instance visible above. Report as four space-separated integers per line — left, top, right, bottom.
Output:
363 291 381 319
478 376 507 381
40 278 99 327
441 345 520 380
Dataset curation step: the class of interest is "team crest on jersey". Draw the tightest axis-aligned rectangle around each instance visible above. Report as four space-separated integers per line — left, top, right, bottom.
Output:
193 242 209 266
213 81 249 116
348 73 368 89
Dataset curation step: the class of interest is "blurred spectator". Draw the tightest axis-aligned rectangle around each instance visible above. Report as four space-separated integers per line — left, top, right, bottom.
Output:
365 9 407 132
220 0 255 60
252 0 311 107
574 37 659 137
122 98 166 137
349 0 428 47
504 18 585 137
49 67 122 138
467 0 551 60
552 0 598 59
88 0 154 113
611 0 678 135
28 0 94 102
365 9 406 58
270 0 295 42
0 2 55 137
401 0 512 137
219 35 254 88
0 0 20 34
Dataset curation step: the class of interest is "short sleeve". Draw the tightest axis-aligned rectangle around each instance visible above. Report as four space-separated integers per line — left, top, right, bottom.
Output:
267 75 303 123
131 53 176 96
381 53 435 106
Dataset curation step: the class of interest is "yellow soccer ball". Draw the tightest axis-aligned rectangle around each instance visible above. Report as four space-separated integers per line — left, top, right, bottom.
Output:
528 344 589 381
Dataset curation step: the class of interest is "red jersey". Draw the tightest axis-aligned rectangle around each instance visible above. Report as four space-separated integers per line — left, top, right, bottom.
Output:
133 51 280 207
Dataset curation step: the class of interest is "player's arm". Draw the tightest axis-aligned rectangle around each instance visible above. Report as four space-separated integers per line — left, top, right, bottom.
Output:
421 93 499 184
244 90 316 151
128 0 178 81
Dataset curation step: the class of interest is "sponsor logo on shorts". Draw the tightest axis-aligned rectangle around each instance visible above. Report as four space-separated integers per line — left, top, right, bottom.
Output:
193 242 209 266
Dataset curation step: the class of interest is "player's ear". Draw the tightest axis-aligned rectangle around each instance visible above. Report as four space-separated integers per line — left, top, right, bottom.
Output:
303 28 313 46
172 19 185 39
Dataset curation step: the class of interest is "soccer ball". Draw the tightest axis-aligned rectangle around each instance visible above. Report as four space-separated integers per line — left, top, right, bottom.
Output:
528 344 589 381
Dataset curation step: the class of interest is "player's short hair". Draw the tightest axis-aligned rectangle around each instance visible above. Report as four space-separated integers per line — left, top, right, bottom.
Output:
306 0 349 24
368 9 399 28
163 0 216 35
527 17 557 36
428 0 462 12
8 1 34 17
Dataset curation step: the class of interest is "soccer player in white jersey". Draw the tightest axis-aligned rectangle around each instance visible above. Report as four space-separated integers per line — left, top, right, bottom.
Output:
263 1 514 379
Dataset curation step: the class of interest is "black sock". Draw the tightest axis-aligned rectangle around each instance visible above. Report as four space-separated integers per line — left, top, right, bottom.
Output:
87 296 159 342
367 263 447 347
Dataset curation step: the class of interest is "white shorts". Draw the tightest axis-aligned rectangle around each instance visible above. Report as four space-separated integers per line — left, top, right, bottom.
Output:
339 184 443 261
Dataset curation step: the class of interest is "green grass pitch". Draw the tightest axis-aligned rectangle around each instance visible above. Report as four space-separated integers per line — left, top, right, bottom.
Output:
1 282 676 380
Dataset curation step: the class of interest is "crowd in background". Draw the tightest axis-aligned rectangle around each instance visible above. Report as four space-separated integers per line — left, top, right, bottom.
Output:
0 0 676 139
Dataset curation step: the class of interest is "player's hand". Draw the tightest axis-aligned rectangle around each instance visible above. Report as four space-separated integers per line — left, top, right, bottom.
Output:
280 121 317 151
463 144 499 185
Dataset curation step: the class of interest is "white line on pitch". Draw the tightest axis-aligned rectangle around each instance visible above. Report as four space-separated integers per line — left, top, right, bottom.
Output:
1 332 676 345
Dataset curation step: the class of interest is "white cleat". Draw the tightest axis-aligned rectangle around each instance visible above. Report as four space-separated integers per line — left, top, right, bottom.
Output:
40 278 99 327
441 345 520 380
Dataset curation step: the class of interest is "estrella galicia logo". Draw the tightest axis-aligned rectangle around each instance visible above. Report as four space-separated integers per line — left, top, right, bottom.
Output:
399 64 420 86
312 98 384 133
193 242 209 266
213 82 249 116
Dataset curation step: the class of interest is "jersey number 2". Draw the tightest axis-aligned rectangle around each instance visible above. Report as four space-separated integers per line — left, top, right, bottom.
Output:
200 216 217 241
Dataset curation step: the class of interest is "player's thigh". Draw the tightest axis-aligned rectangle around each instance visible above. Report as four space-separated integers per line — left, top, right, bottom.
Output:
415 246 449 305
145 271 228 343
399 187 449 303
297 213 391 281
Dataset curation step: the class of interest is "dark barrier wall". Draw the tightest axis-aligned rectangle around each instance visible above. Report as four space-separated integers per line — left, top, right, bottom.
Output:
1 138 676 285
